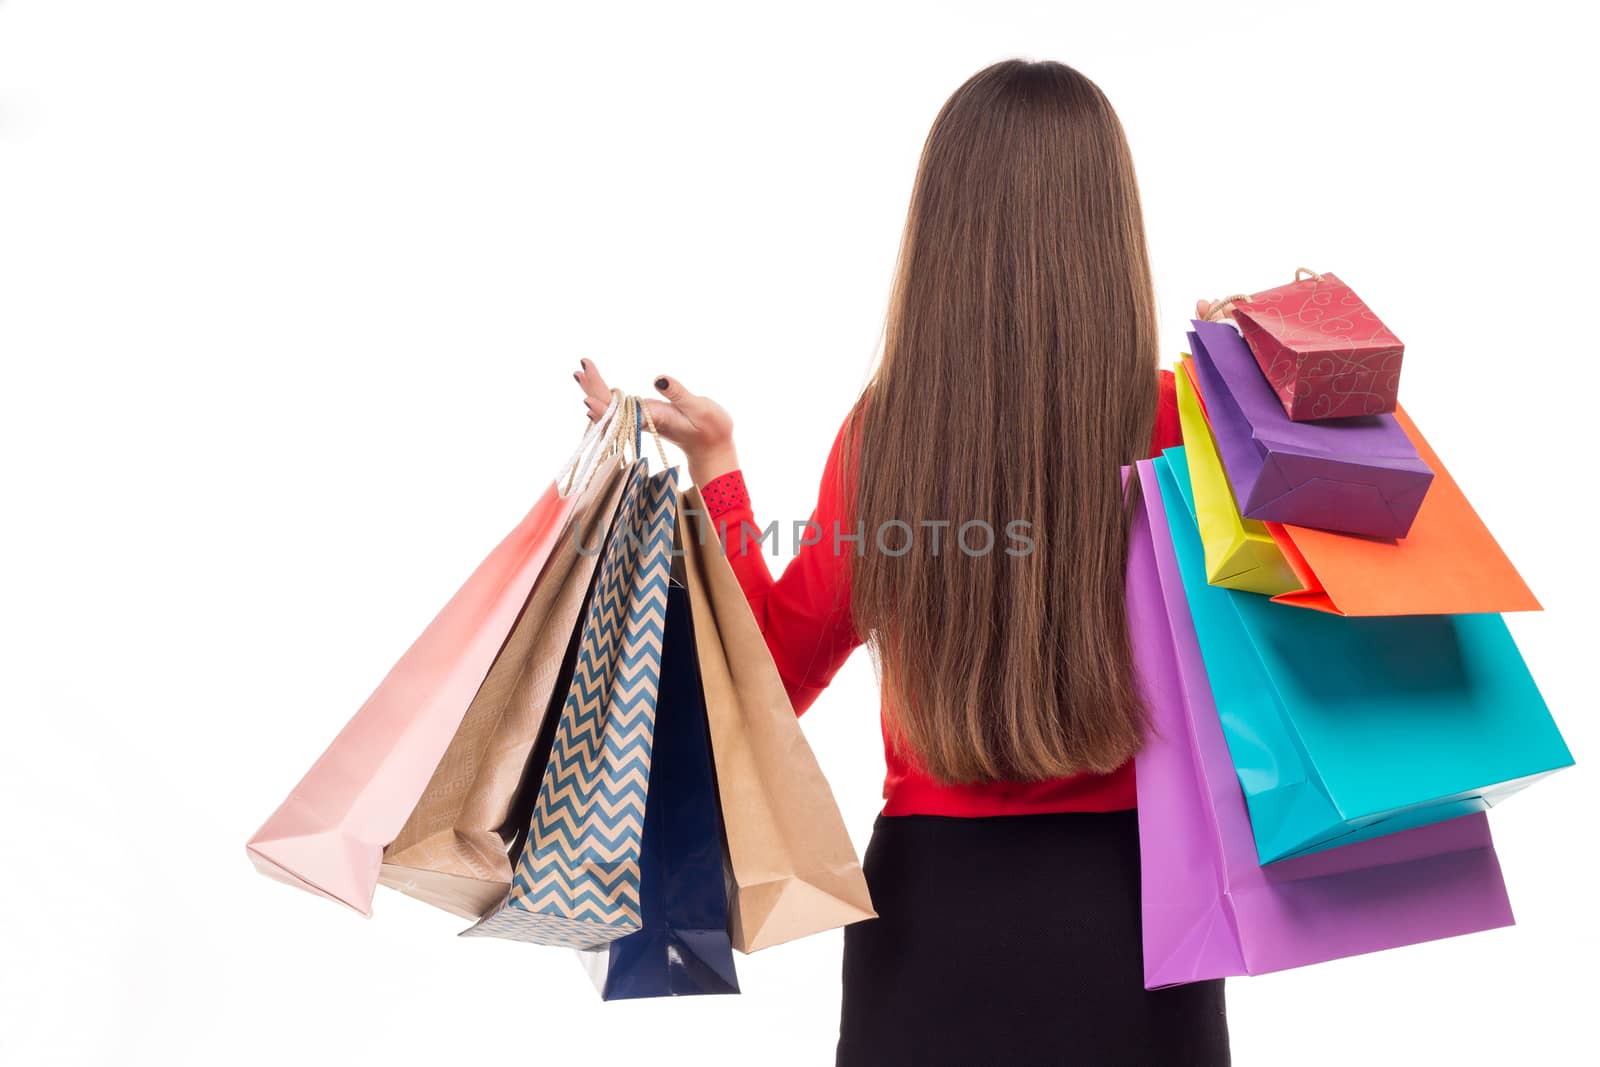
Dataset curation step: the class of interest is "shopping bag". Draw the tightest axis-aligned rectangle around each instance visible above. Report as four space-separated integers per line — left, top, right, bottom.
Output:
1174 355 1300 596
1264 406 1541 616
578 573 739 999
1160 446 1572 864
1179 354 1534 616
377 457 630 919
247 395 630 915
1190 318 1432 539
1231 270 1405 421
678 487 875 952
1130 456 1516 988
463 433 679 947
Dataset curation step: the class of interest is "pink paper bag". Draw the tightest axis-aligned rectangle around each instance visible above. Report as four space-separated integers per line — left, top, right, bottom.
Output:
247 397 628 915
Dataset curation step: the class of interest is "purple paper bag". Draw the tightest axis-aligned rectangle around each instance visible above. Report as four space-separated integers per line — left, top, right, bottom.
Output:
1129 457 1514 989
1188 318 1433 538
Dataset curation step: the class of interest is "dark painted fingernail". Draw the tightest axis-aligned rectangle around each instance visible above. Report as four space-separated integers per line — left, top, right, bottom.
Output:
654 377 669 391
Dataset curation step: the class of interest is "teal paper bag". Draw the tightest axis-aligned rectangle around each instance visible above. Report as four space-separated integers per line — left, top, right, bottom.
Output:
1158 447 1573 864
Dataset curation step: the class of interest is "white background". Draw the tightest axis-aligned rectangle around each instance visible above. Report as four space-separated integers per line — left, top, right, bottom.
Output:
2 1 1596 1064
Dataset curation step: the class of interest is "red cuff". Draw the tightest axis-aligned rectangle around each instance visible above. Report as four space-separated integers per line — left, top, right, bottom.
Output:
699 470 750 521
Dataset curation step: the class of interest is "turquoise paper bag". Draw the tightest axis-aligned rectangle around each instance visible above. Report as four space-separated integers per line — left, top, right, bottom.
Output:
1157 447 1573 864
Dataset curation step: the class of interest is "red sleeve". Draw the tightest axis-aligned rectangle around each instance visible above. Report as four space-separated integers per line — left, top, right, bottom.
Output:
1149 368 1181 456
697 420 863 715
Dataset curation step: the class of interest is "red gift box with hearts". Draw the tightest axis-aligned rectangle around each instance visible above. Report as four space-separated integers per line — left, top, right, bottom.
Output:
1231 270 1404 421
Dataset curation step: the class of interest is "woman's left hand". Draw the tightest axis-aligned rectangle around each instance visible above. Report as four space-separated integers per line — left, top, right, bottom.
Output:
574 359 740 484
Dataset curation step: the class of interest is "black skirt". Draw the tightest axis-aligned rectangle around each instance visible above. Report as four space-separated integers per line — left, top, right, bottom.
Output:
837 810 1229 1067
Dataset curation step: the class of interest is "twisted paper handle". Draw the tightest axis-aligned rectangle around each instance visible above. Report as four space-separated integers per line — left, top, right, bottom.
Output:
562 388 630 497
560 386 674 497
633 396 671 471
1203 268 1326 321
1202 293 1251 322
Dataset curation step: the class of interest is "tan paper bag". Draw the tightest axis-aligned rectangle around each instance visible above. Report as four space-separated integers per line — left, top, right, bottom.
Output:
377 456 629 918
679 487 875 951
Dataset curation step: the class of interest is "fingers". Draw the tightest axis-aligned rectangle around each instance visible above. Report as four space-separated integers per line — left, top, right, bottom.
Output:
571 364 700 433
576 359 612 399
575 358 614 422
652 375 694 405
1197 297 1241 322
640 398 692 443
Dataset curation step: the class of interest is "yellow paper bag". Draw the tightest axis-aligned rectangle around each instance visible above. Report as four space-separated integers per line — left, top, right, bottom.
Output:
1175 356 1301 596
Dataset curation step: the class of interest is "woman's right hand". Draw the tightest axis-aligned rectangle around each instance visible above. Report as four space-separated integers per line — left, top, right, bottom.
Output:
575 359 740 485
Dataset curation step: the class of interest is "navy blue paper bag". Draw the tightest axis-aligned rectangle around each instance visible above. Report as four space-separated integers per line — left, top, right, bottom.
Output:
585 574 739 999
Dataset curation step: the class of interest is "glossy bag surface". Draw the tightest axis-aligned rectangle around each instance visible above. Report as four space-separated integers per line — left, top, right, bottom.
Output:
1265 406 1540 616
1131 455 1516 988
1179 354 1536 616
1190 318 1432 539
1161 448 1572 864
1175 355 1300 596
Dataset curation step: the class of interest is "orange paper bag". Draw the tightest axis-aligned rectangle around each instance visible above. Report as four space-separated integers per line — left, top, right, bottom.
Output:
1266 408 1540 616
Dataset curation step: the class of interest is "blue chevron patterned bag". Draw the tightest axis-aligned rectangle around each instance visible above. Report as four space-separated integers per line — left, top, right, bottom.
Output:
580 576 739 999
464 422 679 948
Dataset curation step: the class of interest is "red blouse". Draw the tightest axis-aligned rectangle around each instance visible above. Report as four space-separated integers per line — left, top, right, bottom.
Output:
698 369 1182 818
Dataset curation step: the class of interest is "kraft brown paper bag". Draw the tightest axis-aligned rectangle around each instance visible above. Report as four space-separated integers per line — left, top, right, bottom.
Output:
377 456 629 918
680 487 875 952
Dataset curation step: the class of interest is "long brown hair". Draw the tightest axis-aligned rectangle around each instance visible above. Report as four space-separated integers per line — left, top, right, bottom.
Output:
845 59 1158 785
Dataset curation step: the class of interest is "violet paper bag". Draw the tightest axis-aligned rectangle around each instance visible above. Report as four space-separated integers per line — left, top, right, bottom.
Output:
1130 454 1514 988
1188 318 1432 539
